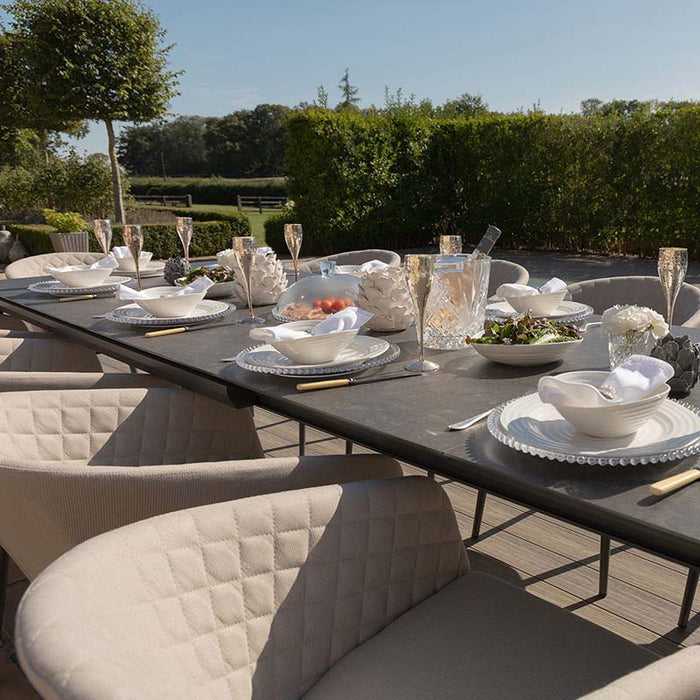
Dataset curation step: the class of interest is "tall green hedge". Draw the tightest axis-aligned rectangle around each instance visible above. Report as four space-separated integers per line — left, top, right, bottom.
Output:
130 177 287 204
284 110 700 257
7 219 250 258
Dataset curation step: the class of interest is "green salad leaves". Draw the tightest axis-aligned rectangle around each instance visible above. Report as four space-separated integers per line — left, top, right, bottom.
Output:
468 315 582 345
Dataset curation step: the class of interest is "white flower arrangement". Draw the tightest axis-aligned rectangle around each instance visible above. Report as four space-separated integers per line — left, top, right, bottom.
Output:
216 249 237 271
601 304 669 338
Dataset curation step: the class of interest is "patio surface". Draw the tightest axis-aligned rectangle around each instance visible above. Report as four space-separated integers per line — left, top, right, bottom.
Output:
2 407 699 696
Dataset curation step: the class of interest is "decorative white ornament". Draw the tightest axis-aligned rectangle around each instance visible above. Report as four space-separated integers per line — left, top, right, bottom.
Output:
357 266 414 332
234 251 288 305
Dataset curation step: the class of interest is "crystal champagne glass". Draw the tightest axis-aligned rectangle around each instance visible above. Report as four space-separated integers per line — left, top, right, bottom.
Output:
658 247 688 326
404 254 439 372
233 236 264 324
122 224 144 291
439 235 462 255
93 219 112 256
176 217 194 267
284 224 303 282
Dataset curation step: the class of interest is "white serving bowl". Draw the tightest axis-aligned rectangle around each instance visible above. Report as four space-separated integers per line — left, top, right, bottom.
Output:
133 286 206 318
334 264 362 276
268 320 359 364
176 277 235 299
505 290 567 316
472 338 582 366
115 251 153 272
49 266 113 288
549 370 670 438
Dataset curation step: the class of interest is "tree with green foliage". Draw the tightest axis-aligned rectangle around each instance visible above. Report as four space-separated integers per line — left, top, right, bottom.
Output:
438 93 490 118
1 0 180 223
337 68 360 110
316 85 329 109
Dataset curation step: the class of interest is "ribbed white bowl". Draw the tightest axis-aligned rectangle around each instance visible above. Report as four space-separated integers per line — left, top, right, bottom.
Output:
505 290 567 315
270 321 360 364
115 252 153 272
472 339 582 366
49 266 113 288
134 286 207 318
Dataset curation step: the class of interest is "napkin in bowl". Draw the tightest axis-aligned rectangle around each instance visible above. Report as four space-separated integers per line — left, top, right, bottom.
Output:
359 260 390 273
250 307 373 342
496 277 567 299
538 355 674 407
44 256 119 275
117 276 214 300
110 246 152 261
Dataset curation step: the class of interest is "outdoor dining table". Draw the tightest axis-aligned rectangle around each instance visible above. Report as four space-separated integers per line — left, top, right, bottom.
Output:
1 274 700 627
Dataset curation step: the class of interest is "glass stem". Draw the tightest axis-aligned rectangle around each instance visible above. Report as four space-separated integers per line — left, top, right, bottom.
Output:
247 280 254 319
668 298 675 327
417 308 425 363
292 256 298 282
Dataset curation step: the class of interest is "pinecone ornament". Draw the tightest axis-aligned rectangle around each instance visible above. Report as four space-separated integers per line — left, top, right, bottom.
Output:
233 251 287 305
357 266 414 332
163 256 190 285
651 334 700 397
8 236 27 262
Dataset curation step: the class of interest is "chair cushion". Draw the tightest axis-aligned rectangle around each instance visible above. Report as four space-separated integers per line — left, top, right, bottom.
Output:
306 571 656 700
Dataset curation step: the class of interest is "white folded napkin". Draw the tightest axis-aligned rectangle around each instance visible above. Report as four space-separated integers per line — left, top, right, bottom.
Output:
538 355 674 407
256 246 273 256
44 256 119 275
249 307 373 343
496 277 567 298
111 246 130 260
118 276 214 300
359 260 390 273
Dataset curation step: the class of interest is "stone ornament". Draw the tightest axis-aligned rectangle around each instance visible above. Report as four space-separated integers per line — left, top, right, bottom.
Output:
8 236 27 262
234 251 288 305
357 265 414 332
163 257 190 285
0 228 12 264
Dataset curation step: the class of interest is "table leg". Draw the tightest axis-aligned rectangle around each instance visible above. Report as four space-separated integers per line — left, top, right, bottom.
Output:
471 490 487 540
678 567 699 629
298 423 306 456
599 535 611 598
345 441 353 455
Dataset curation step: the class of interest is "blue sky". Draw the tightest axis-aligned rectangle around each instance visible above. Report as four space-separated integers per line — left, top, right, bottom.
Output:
68 0 700 153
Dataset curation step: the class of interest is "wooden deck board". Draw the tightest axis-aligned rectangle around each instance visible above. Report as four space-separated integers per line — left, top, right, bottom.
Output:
1 406 696 695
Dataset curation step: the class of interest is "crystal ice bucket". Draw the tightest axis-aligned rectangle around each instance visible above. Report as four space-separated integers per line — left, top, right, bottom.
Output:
424 254 491 350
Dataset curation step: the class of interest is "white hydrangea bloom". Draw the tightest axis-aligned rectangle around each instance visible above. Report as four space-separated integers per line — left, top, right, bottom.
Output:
601 304 669 338
216 249 237 271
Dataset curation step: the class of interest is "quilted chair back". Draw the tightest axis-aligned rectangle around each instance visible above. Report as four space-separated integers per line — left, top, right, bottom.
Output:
0 336 102 372
16 477 469 699
5 251 105 278
488 259 530 297
298 249 401 274
567 276 700 327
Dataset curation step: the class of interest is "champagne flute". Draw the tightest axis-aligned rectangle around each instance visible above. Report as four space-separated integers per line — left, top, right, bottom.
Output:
658 247 688 326
233 236 264 324
93 219 112 256
439 235 462 255
122 225 144 291
284 224 303 282
404 254 439 372
176 217 194 267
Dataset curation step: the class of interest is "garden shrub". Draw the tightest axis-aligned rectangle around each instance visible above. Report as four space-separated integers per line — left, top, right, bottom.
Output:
263 210 295 252
285 109 700 258
130 177 287 204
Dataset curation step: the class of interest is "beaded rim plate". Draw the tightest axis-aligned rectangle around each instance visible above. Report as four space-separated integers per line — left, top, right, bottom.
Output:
27 277 133 296
485 300 594 324
487 392 700 466
105 300 233 327
116 262 165 278
235 340 400 376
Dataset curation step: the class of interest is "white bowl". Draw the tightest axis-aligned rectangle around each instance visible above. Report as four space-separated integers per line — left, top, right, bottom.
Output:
505 290 568 316
176 277 235 299
133 286 206 318
334 265 362 276
116 251 153 272
472 339 582 366
268 321 359 364
549 371 670 438
49 266 113 288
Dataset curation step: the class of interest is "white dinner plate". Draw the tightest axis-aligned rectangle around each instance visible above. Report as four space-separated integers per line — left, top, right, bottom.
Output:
486 300 594 324
487 392 700 466
234 336 400 376
118 262 165 278
27 277 133 296
105 299 232 327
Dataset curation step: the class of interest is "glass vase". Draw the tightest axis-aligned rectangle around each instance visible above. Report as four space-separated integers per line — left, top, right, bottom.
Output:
424 255 491 350
608 329 656 369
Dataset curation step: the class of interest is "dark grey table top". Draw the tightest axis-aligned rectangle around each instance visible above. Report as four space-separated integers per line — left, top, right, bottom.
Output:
1 275 699 566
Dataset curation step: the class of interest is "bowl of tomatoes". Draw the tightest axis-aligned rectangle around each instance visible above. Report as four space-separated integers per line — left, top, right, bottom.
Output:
272 274 361 322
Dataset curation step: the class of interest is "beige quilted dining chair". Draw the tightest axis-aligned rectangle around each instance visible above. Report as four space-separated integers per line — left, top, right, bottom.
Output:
297 249 401 274
567 276 700 327
487 259 530 297
4 251 105 279
0 335 103 373
15 476 698 700
0 386 402 629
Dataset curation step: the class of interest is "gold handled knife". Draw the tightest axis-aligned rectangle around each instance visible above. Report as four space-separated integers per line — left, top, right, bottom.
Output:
649 469 700 496
297 372 420 392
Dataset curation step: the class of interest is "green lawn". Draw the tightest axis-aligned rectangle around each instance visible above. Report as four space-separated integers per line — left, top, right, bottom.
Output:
189 204 269 245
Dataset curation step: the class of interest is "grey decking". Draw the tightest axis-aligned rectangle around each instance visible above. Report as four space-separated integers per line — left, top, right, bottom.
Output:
1 407 697 697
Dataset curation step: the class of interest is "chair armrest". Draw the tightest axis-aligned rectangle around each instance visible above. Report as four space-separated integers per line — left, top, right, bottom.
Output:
0 371 174 391
583 646 700 699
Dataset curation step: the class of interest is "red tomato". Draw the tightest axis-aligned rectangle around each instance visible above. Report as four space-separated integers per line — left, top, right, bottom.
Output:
312 299 322 309
332 299 347 312
320 299 334 313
